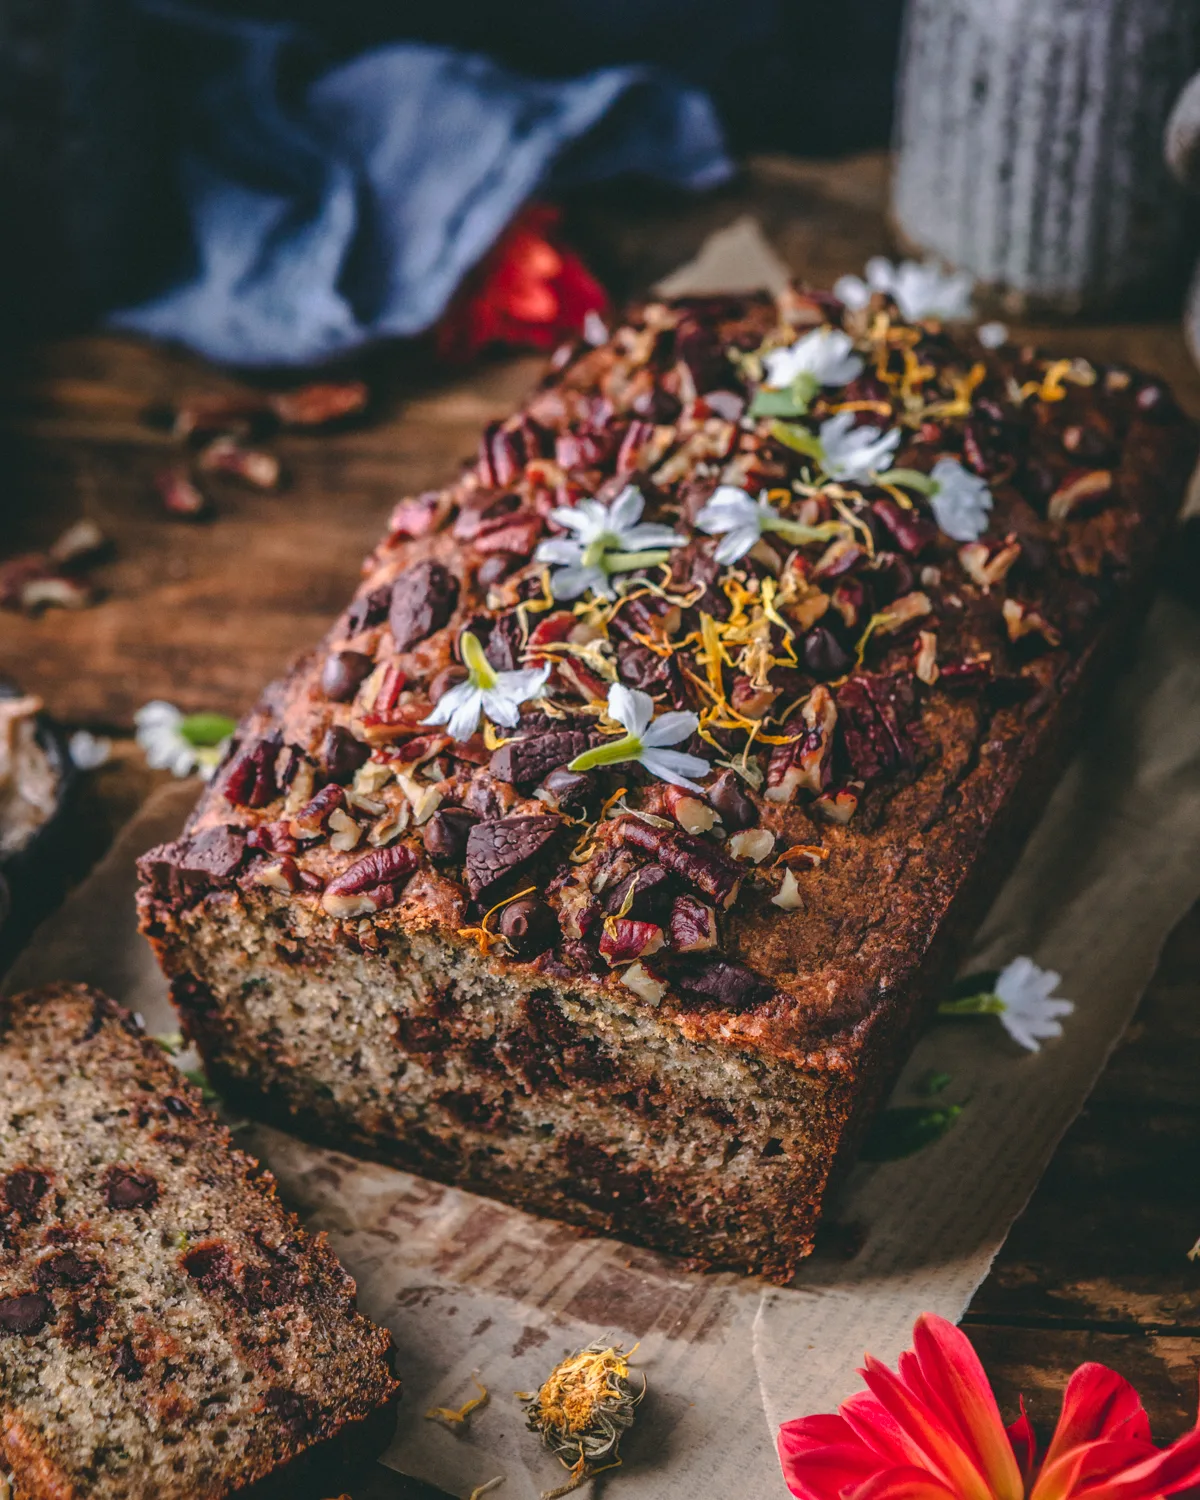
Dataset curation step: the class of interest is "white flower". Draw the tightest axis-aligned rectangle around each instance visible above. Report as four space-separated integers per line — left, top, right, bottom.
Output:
422 631 550 742
761 327 863 397
695 485 845 565
815 410 901 482
977 321 1008 350
135 701 234 780
994 957 1074 1052
68 730 112 771
929 456 993 542
834 256 975 323
534 484 685 601
568 683 709 791
938 955 1073 1053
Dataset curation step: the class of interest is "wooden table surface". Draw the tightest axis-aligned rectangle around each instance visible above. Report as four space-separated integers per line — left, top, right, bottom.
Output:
3 151 1200 1480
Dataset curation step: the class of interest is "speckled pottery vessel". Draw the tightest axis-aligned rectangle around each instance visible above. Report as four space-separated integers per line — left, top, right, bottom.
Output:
893 0 1199 316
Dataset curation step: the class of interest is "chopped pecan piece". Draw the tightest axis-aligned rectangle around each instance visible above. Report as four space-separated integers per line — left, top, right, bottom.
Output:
221 735 282 809
616 821 741 909
154 467 210 519
873 591 933 635
667 895 717 953
663 786 715 835
602 864 673 922
914 630 939 685
836 673 919 782
1002 598 1062 648
288 783 343 840
871 498 936 556
767 685 836 803
958 538 1021 590
197 437 280 490
389 560 459 652
321 845 418 917
1047 468 1114 524
268 382 368 427
465 815 564 902
599 919 665 964
387 492 453 541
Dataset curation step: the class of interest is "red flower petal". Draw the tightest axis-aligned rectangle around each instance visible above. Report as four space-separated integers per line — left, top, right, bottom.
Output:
1007 1397 1038 1486
1040 1362 1151 1472
849 1467 960 1500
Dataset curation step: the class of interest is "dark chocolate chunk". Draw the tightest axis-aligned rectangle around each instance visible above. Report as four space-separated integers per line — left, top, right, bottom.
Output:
465 814 564 901
484 611 524 672
422 808 479 863
3 1168 48 1220
263 1388 314 1441
389 560 458 652
138 826 249 905
113 1337 144 1380
602 864 673 922
540 766 598 811
476 552 521 588
706 770 757 831
321 650 373 702
674 957 772 1013
0 1292 52 1335
498 896 558 958
35 1251 97 1289
489 730 590 788
182 1242 236 1294
346 584 391 634
319 724 370 784
102 1167 159 1211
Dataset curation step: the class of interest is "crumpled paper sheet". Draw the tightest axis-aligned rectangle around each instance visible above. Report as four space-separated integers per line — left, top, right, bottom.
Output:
9 592 1200 1499
8 217 1200 1494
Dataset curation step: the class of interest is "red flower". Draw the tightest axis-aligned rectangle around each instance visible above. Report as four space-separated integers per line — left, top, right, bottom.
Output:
779 1313 1200 1500
435 203 608 364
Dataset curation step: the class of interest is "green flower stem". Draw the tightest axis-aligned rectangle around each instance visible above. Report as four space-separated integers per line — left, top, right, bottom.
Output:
569 734 643 773
749 372 820 420
460 630 497 690
767 518 847 547
937 992 1005 1016
603 549 672 574
887 467 938 495
180 712 237 747
769 421 825 462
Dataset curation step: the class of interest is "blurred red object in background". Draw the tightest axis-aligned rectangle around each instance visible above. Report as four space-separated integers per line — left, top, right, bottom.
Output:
435 204 608 363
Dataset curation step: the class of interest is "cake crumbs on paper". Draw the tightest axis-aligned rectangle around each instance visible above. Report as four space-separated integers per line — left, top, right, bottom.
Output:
522 1341 644 1498
426 1373 490 1429
1187 1237 1200 1262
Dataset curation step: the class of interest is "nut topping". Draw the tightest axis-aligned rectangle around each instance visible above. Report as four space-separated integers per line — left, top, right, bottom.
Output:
1047 469 1114 524
667 895 718 952
321 844 419 917
617 821 741 909
599 919 665 964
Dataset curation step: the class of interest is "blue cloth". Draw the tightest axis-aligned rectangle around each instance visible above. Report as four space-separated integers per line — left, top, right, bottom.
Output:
111 7 732 366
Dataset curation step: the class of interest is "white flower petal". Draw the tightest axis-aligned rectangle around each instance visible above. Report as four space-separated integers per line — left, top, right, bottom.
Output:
993 956 1073 1053
833 273 871 310
929 457 993 542
641 710 699 748
608 683 654 739
423 679 479 728
535 537 582 567
607 484 645 534
549 564 599 600
447 690 485 742
763 327 863 389
69 730 112 771
713 527 760 565
696 487 760 533
977 321 1008 349
479 688 522 728
499 664 551 702
619 522 685 551
638 748 709 791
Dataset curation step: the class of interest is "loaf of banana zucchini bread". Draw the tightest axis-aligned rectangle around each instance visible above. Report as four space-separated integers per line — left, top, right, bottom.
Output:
0 983 399 1499
137 285 1195 1280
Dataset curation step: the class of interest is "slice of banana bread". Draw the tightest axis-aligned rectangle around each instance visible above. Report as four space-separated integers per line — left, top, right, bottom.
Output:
0 983 399 1500
137 286 1197 1279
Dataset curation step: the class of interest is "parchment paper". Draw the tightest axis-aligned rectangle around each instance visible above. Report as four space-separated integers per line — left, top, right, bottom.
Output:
8 221 1200 1496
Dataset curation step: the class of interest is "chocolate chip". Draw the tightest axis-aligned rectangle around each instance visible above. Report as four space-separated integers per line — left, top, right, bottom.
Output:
803 624 852 678
0 1293 52 1335
113 1337 143 1380
675 957 772 1013
182 1242 236 1294
498 897 557 958
616 641 674 694
632 387 682 423
489 730 591 788
346 583 391 634
319 724 370 784
389 560 458 652
540 767 597 811
163 1095 192 1118
3 1168 48 1220
706 770 756 832
321 650 373 702
35 1251 97 1289
422 808 479 863
476 552 521 588
263 1388 313 1441
102 1167 159 1212
465 814 564 901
